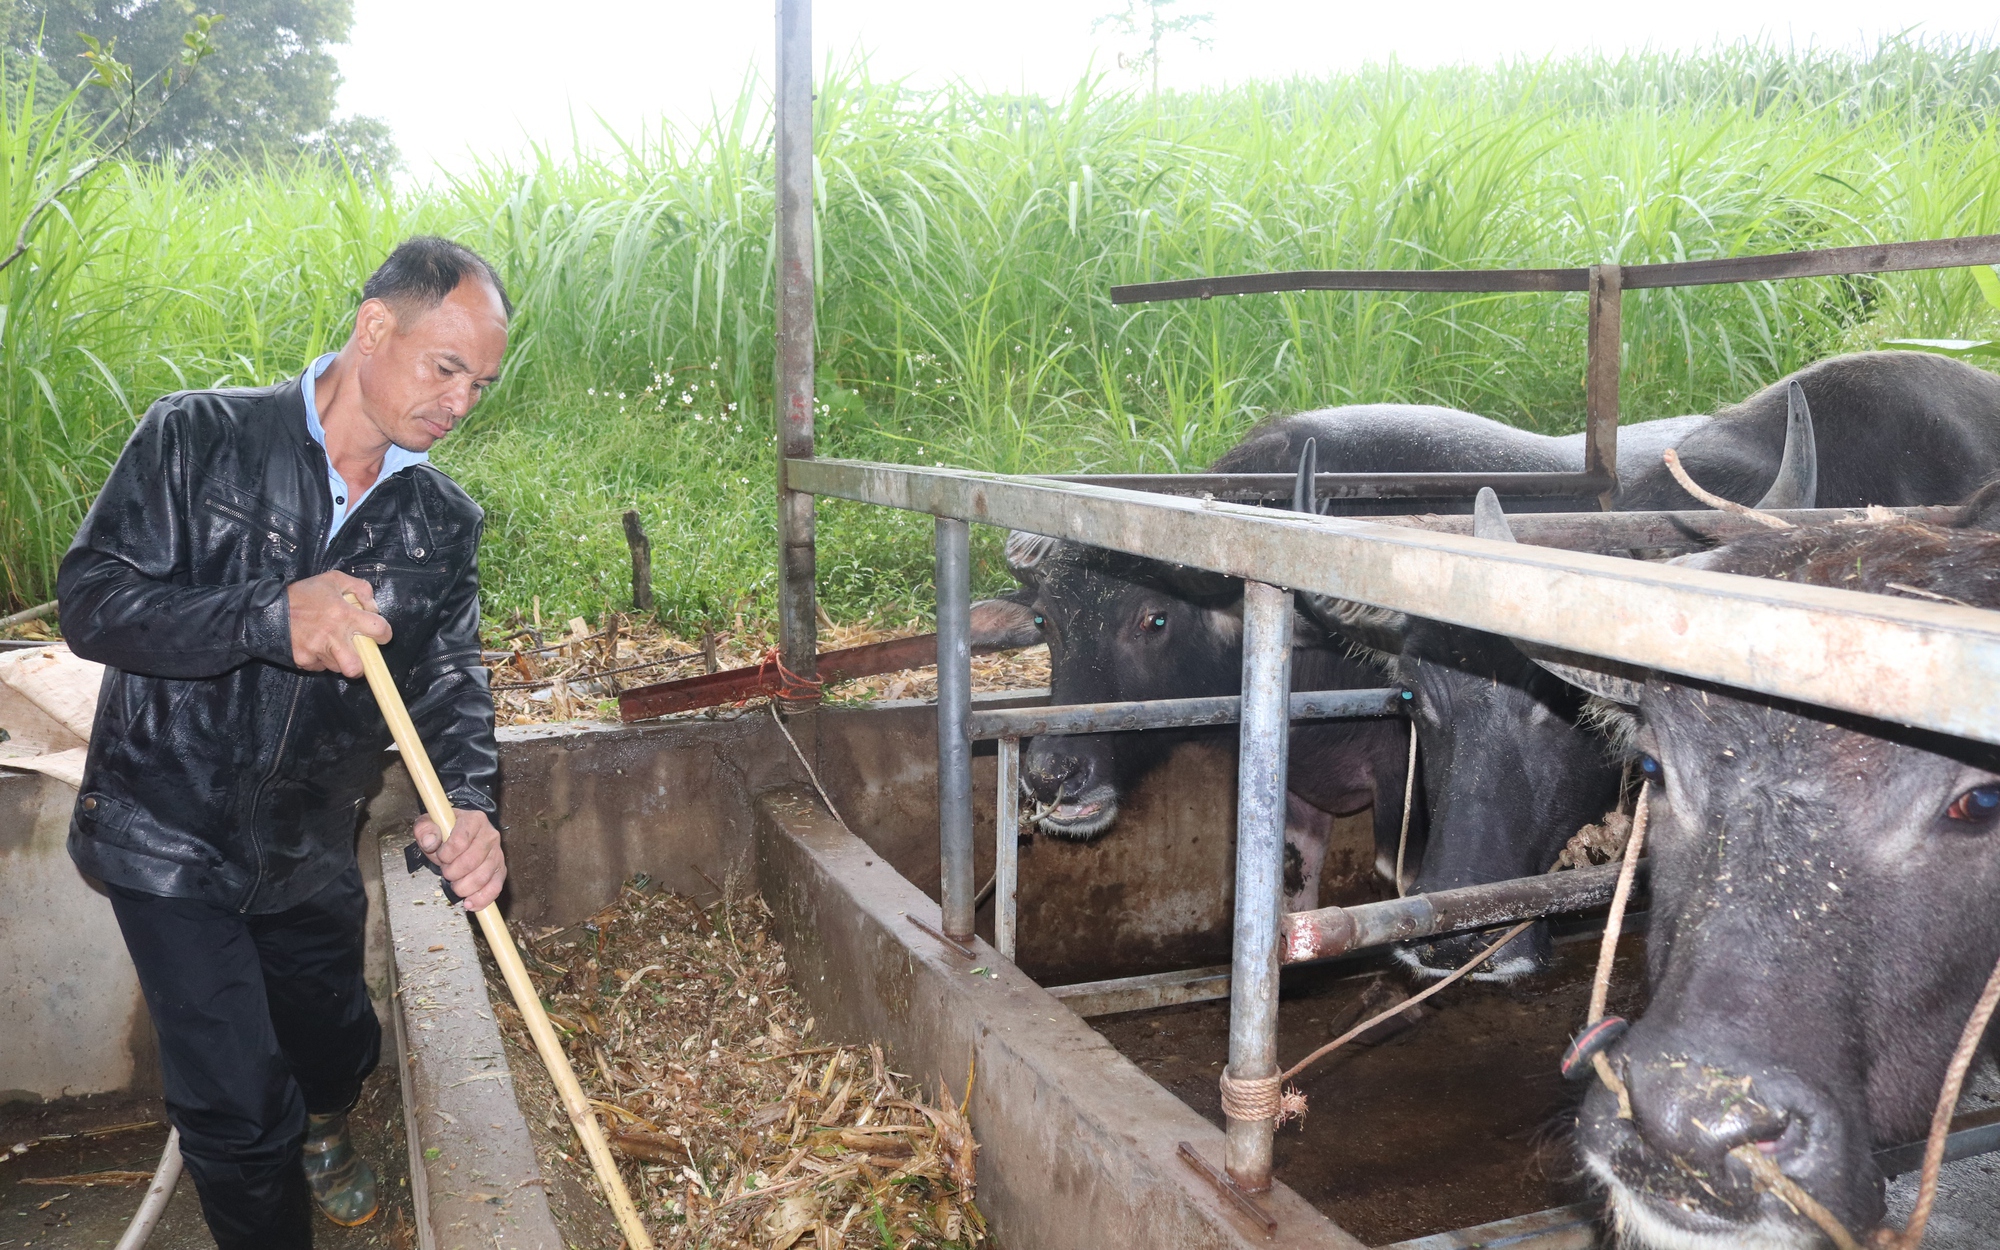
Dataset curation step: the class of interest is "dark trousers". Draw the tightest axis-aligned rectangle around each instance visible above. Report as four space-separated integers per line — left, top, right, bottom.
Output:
110 863 381 1250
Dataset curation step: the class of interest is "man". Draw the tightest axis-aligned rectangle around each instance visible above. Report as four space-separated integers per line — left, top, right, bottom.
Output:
58 237 511 1248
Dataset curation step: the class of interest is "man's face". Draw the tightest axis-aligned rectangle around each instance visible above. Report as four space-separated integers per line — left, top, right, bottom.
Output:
354 277 509 452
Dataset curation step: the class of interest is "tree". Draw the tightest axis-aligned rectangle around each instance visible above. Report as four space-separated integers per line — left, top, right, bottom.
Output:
1093 0 1214 97
5 0 396 175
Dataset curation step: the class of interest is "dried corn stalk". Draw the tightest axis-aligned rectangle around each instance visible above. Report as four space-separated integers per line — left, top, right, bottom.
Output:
480 881 986 1249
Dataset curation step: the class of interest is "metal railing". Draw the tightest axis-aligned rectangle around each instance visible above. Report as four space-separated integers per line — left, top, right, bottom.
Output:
785 457 2000 1205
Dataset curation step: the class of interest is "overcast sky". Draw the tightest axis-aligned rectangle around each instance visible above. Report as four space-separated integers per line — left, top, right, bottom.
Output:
339 1 2000 177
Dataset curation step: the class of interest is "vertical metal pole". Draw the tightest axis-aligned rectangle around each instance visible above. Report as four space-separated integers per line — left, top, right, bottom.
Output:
996 737 1021 962
1225 580 1292 1193
936 517 975 943
1584 262 1623 512
774 0 819 689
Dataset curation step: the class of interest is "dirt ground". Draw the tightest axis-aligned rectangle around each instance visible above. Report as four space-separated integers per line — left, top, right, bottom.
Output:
0 1057 413 1250
1094 930 1648 1246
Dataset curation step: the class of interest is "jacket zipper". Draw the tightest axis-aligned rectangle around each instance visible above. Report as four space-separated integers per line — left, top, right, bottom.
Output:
239 459 420 912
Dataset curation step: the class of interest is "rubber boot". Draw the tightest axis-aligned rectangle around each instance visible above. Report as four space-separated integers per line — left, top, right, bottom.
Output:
302 1110 378 1227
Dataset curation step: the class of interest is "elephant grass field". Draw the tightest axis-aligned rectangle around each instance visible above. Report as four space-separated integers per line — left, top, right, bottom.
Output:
6 38 2000 634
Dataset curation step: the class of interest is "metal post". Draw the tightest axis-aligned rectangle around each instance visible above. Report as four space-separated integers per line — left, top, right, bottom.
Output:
996 737 1021 961
936 517 975 943
1225 580 1293 1192
1584 262 1622 511
773 0 819 689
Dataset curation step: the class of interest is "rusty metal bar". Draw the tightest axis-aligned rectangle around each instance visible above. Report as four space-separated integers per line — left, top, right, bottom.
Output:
936 517 975 944
1048 965 1233 1017
1038 469 1610 501
784 459 2000 749
1280 861 1643 966
1224 581 1291 1192
1584 263 1621 509
773 0 818 692
1109 234 2000 305
1372 505 1958 553
995 736 1020 962
1622 235 2000 289
966 687 1405 741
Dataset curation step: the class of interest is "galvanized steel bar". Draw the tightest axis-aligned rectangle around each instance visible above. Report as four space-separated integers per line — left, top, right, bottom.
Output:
783 459 2000 749
772 0 819 690
1584 263 1621 509
1049 965 1234 1018
1280 860 1644 966
1224 581 1292 1192
995 737 1020 962
935 517 976 943
1037 470 1612 501
1374 505 1958 553
967 687 1405 740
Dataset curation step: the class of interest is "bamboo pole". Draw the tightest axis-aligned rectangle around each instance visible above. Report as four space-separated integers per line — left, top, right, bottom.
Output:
344 598 654 1249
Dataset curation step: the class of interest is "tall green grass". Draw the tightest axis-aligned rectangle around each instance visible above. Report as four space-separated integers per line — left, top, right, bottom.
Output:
8 37 2000 629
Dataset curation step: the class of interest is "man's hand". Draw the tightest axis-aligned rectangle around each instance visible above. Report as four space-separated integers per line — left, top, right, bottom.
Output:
288 571 391 677
415 808 506 911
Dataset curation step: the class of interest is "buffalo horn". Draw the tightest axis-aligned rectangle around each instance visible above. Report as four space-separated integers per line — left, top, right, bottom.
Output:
1752 381 1818 510
1520 643 1649 706
1292 437 1319 514
1471 487 1518 543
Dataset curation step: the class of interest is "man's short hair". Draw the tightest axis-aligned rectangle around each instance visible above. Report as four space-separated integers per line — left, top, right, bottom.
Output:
362 236 514 321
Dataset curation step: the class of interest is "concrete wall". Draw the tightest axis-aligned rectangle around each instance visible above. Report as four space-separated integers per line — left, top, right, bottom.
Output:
0 772 155 1103
7 699 1379 1099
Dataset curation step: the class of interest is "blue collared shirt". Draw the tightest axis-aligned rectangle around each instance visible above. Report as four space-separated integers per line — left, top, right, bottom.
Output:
301 352 428 547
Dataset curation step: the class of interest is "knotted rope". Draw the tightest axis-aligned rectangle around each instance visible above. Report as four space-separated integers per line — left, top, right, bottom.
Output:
751 646 824 704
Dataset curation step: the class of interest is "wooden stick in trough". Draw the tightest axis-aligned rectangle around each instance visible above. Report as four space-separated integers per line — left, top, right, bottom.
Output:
343 597 654 1250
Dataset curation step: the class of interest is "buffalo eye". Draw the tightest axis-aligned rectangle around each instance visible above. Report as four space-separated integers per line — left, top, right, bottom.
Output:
1946 785 2000 824
1140 611 1168 635
1638 754 1663 780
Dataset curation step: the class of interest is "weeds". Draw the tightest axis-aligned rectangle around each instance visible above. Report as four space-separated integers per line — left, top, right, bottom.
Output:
6 38 2000 629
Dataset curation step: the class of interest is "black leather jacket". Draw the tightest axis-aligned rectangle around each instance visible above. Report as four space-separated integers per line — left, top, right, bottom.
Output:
57 373 497 913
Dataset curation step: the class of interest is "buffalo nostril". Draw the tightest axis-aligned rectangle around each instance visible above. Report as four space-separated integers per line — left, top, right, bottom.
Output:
1754 1138 1781 1155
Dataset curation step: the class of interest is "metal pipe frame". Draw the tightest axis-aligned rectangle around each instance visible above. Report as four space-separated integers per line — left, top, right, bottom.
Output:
772 0 819 687
967 687 1406 740
1224 581 1293 1192
1036 469 1612 501
786 458 2000 749
935 517 976 943
1373 504 1958 553
1281 860 1645 966
995 737 1020 962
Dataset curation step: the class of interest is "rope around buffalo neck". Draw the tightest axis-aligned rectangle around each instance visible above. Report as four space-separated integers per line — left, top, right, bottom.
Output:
1583 782 2000 1250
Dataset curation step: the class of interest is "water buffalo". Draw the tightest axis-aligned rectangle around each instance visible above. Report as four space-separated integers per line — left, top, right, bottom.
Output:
1390 351 2000 979
982 399 1715 912
1529 508 2000 1248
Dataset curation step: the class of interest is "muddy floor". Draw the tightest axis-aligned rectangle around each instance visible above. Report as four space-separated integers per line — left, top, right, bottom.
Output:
1094 930 1648 1246
0 1057 413 1249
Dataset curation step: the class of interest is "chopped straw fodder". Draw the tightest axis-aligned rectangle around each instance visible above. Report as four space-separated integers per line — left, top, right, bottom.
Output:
482 881 987 1249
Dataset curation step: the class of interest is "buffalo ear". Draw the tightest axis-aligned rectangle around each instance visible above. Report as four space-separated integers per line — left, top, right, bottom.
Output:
969 590 1043 650
1004 531 1060 587
1752 381 1818 510
1156 562 1242 604
1516 642 1648 705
